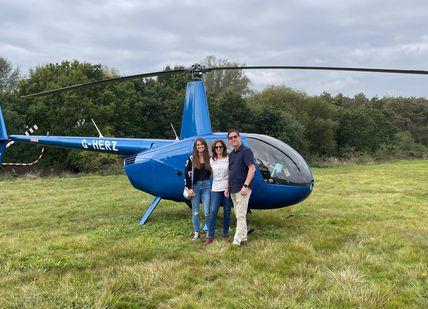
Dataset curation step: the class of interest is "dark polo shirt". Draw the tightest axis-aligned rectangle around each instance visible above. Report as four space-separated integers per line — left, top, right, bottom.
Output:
228 143 255 193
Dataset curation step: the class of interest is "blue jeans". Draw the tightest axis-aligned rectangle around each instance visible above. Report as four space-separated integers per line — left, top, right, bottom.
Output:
191 180 211 232
207 191 232 238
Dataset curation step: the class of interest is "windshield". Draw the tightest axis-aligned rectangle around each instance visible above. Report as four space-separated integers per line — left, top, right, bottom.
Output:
246 134 313 185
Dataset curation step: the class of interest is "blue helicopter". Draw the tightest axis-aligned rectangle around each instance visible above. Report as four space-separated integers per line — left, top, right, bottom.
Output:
1 64 427 224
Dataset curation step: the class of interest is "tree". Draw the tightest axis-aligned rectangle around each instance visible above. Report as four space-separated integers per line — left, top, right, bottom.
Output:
210 90 251 132
251 108 309 153
0 57 24 134
17 60 141 171
134 78 186 139
337 107 396 153
0 57 19 93
4 57 427 173
0 91 34 166
372 97 428 146
247 87 336 156
303 96 338 156
202 56 251 96
247 86 308 117
0 58 28 165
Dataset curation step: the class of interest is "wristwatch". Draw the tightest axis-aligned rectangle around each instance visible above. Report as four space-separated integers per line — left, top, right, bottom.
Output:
243 184 249 188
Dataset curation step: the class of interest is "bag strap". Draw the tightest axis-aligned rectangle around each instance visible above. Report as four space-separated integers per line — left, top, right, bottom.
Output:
190 155 194 184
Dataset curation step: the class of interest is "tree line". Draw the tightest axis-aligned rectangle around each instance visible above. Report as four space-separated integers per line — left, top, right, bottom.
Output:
1 56 427 174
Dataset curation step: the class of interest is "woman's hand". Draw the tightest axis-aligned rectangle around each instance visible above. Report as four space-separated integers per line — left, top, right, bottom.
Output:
224 188 229 197
188 189 195 197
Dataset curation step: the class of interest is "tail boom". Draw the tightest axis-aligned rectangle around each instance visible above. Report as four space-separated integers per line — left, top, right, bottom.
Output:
8 135 173 155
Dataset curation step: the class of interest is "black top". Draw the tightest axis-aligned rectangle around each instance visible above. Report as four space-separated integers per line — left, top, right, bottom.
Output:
228 144 255 193
184 156 211 189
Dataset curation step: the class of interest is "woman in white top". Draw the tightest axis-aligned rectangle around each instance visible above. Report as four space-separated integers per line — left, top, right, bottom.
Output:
204 139 233 244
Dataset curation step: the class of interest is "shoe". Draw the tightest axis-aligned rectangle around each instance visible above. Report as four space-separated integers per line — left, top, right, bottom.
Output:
204 237 213 245
232 240 241 246
191 231 200 241
221 234 229 239
247 228 255 236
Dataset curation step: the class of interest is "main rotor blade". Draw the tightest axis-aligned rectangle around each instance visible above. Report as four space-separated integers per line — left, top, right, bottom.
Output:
22 64 428 99
204 65 428 75
22 68 186 99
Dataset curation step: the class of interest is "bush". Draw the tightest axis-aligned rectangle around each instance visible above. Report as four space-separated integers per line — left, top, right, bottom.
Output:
66 151 123 173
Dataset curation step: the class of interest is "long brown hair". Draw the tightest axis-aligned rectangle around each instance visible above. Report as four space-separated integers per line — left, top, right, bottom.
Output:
211 139 228 160
192 138 211 171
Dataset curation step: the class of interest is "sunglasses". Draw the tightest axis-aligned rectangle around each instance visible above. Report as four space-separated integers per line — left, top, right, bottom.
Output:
228 135 239 140
215 145 224 149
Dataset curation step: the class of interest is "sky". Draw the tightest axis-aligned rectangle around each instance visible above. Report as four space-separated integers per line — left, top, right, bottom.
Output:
1 0 428 98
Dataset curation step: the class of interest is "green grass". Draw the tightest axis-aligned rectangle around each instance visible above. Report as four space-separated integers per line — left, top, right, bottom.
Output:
1 161 427 308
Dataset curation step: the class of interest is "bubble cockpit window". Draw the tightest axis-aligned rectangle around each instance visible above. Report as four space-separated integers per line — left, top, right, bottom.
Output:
246 134 313 185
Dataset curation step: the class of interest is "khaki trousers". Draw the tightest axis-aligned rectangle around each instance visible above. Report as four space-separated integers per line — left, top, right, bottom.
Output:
231 189 251 244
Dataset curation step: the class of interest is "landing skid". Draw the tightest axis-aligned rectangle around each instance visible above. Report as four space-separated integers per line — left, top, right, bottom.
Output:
139 196 162 225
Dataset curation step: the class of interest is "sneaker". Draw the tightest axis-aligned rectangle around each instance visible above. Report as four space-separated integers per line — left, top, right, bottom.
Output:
232 240 241 246
191 231 200 241
204 237 213 245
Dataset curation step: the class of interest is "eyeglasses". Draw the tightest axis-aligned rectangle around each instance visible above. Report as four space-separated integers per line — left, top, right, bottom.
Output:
215 145 223 149
228 135 239 140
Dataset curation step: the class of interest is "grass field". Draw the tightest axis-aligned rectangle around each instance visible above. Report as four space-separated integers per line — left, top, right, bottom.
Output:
1 161 427 308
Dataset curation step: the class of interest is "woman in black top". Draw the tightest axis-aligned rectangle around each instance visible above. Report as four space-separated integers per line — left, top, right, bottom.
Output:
184 138 212 240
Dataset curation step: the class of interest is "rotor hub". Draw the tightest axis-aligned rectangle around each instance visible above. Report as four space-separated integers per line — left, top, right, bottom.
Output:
189 63 204 80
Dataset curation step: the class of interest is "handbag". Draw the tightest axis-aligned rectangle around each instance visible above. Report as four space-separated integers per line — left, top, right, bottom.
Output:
183 187 191 199
183 156 194 199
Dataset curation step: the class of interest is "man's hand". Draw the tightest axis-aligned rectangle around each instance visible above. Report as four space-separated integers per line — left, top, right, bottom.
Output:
224 188 229 197
240 186 249 196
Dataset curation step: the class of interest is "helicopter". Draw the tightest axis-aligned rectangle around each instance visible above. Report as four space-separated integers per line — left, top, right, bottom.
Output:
1 64 427 225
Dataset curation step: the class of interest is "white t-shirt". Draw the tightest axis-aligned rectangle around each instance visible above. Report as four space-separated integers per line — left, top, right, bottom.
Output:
210 156 229 192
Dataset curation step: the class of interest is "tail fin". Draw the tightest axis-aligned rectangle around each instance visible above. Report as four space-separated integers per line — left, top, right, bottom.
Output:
0 106 8 164
179 81 212 139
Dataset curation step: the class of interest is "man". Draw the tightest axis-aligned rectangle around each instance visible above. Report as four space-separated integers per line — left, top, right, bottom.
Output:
225 129 256 246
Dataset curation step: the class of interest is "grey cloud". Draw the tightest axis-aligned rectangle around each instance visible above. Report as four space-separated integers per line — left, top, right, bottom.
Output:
0 0 427 97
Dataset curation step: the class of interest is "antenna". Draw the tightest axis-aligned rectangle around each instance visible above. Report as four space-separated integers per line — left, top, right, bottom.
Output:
91 118 104 138
170 123 179 141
